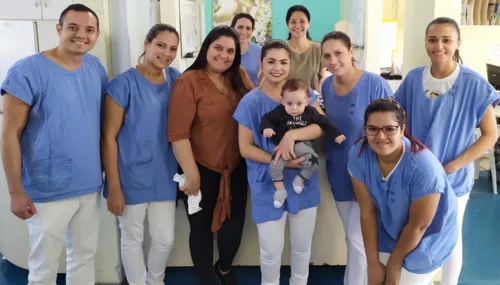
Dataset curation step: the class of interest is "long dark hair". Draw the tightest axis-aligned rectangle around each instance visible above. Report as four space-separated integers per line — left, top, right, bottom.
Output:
138 24 179 64
231 13 255 30
260 39 292 61
187 25 249 98
286 5 312 40
358 98 425 157
425 17 463 64
321 31 356 66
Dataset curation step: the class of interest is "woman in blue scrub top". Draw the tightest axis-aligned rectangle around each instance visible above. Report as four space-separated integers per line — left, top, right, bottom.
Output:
394 17 500 285
231 13 262 86
101 24 181 285
349 98 458 285
234 39 324 285
321 31 392 285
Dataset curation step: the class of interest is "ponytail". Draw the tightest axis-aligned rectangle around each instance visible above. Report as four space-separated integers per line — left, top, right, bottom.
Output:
453 49 463 64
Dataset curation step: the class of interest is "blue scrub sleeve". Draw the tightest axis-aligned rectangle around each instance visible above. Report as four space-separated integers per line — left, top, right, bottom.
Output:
475 87 500 126
393 76 409 109
0 58 39 106
167 67 182 83
320 77 329 95
97 62 109 97
233 94 255 131
376 77 394 100
347 143 365 183
409 151 446 201
106 74 131 110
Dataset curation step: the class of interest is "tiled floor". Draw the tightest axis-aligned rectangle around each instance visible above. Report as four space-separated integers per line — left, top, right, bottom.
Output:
1 176 499 285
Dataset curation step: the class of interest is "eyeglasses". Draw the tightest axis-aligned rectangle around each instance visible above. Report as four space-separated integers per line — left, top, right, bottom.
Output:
365 125 400 136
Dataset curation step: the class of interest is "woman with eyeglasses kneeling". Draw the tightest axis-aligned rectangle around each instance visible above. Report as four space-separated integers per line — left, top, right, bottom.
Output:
348 98 458 285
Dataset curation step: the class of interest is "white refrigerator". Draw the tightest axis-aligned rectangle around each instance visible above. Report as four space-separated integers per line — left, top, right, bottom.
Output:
0 19 60 271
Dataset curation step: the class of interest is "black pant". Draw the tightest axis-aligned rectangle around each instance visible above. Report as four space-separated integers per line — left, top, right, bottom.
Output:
181 160 248 285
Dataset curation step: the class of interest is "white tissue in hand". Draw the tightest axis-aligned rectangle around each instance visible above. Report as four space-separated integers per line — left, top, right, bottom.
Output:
173 173 202 215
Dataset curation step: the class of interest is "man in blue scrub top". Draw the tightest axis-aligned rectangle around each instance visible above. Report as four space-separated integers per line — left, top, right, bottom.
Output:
0 4 108 285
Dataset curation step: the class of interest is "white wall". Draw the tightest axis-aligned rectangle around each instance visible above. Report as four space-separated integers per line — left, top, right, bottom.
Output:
402 0 464 76
460 26 500 78
108 0 155 77
383 0 398 20
161 0 204 72
364 0 384 73
401 0 498 79
402 0 434 75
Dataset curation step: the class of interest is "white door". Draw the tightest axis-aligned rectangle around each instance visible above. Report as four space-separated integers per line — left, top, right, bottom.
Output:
36 21 60 52
41 0 73 20
0 0 42 20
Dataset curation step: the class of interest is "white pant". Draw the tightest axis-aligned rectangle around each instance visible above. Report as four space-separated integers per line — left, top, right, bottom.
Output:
336 201 367 285
379 252 438 285
257 207 317 285
26 192 101 285
440 193 470 285
118 201 176 285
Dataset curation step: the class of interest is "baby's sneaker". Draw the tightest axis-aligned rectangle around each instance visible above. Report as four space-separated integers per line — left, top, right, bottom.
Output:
273 188 287 208
292 176 305 194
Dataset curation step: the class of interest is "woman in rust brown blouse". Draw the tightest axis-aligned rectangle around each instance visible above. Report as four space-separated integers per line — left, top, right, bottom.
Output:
167 25 254 285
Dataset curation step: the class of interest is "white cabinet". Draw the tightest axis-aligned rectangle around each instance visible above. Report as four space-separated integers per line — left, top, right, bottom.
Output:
41 0 74 21
0 0 43 20
0 0 72 21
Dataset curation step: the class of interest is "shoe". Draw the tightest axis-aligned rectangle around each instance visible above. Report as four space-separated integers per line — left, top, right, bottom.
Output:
292 176 304 194
273 188 287 208
214 260 237 285
292 182 304 194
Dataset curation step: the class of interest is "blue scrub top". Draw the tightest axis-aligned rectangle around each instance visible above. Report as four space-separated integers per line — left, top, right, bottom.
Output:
322 72 392 201
0 53 108 202
395 65 500 197
241 43 262 87
233 88 320 223
103 67 181 205
348 137 458 274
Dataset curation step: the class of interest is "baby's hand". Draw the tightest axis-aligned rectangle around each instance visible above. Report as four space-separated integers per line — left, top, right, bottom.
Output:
263 128 276 138
335 134 346 144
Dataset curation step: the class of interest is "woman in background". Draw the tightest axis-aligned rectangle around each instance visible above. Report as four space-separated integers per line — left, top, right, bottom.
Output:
102 24 181 285
285 5 329 92
168 25 254 285
231 13 262 86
